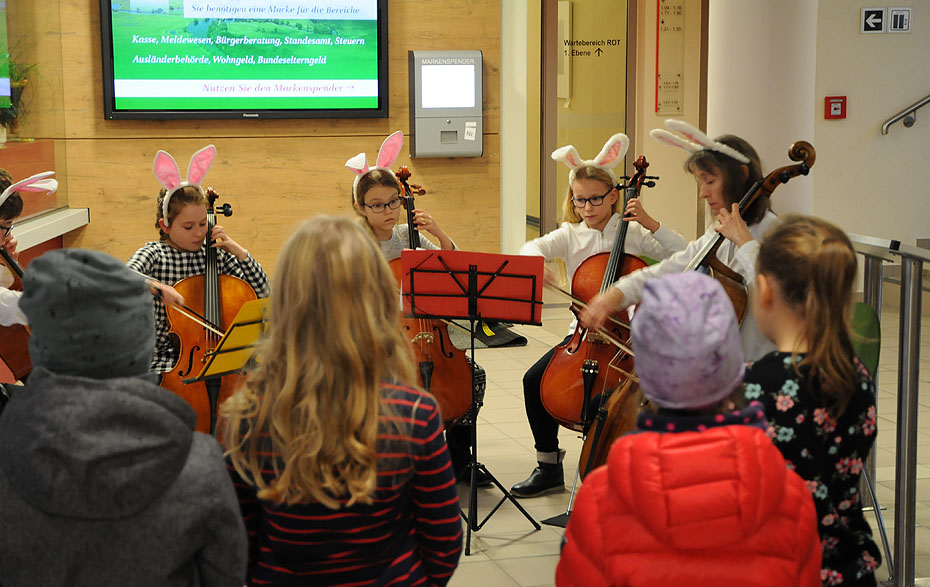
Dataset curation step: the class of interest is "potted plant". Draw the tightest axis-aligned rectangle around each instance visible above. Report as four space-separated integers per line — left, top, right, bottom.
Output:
0 57 37 137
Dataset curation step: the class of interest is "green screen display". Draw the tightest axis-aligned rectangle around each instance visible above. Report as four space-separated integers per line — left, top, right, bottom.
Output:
0 2 11 110
101 0 386 118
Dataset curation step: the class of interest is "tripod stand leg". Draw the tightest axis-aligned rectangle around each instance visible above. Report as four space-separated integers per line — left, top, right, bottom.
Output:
541 459 581 528
460 317 540 556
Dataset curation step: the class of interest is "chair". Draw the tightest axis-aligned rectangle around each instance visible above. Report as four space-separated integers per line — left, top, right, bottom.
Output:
851 301 894 580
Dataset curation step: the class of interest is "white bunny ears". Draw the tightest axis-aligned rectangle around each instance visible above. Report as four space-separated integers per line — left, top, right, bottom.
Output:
551 133 630 186
345 131 404 202
0 171 58 210
153 144 217 221
649 119 750 164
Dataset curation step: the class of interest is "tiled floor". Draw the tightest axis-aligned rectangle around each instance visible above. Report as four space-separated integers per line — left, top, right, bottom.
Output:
446 296 930 587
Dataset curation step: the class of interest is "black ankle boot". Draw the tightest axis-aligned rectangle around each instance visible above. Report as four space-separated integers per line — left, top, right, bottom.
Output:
510 463 564 498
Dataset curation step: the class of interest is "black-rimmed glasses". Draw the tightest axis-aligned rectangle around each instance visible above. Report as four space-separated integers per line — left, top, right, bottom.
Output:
0 223 12 238
571 187 613 208
363 197 403 214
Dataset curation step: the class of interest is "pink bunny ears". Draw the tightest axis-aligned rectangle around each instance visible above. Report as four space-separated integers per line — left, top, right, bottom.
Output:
649 119 750 164
551 133 629 186
345 131 404 202
153 144 217 220
0 171 58 210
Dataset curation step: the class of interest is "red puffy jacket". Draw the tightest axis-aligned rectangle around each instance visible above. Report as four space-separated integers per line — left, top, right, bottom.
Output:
556 425 821 586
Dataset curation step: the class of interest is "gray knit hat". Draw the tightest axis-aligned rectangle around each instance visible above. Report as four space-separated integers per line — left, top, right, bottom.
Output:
631 272 744 410
20 249 155 379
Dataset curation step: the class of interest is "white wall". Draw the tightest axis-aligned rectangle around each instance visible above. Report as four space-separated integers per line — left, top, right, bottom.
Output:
814 1 930 244
707 0 817 217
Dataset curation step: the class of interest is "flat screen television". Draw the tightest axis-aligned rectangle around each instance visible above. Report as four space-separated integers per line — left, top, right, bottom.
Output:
99 0 388 120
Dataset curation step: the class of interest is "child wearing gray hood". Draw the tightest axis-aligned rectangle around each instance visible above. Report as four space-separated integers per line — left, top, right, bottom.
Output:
0 248 247 587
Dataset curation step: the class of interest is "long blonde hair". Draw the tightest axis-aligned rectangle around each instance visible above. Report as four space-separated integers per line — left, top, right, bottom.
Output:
223 215 416 508
757 215 858 416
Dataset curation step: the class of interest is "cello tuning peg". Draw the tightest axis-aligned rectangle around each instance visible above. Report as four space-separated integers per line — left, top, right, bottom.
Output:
218 203 233 217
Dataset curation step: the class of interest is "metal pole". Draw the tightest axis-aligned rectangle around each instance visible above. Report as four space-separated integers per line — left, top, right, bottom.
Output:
861 254 883 510
892 256 922 587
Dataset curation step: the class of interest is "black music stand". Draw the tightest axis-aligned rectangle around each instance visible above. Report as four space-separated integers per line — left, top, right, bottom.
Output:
401 249 544 555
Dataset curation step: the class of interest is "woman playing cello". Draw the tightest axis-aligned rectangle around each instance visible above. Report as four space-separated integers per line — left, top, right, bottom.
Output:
512 133 687 498
581 120 778 363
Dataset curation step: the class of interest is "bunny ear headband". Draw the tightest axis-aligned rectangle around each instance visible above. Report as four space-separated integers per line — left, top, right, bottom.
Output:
0 171 59 210
153 144 217 221
649 119 750 164
345 130 404 203
551 132 630 186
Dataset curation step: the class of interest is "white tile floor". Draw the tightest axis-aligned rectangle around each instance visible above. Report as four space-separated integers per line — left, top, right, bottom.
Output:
446 298 930 586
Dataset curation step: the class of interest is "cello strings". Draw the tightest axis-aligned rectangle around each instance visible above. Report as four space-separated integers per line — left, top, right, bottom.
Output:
127 268 225 336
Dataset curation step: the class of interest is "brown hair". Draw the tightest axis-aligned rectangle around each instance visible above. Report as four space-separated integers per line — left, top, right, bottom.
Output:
0 169 23 221
685 135 769 225
757 215 858 417
155 185 206 241
352 169 402 236
560 166 619 223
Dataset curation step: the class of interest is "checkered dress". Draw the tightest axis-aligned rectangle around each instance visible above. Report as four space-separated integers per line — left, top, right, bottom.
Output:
127 240 270 373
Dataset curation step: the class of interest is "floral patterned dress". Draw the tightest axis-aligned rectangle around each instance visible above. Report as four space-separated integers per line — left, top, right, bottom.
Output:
744 352 881 586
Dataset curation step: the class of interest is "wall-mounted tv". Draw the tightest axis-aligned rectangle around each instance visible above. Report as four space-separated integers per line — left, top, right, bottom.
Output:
99 0 388 120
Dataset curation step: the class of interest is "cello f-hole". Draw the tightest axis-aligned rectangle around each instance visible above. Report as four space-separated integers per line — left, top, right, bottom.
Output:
432 325 455 359
177 345 201 377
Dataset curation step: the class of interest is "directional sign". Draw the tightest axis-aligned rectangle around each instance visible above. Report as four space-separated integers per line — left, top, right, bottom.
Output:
861 8 885 33
888 7 912 33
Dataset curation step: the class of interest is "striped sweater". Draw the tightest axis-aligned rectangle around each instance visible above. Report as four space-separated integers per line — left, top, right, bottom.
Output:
227 383 463 586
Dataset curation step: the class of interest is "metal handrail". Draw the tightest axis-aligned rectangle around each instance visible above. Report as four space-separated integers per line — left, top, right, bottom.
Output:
848 233 928 587
881 93 930 135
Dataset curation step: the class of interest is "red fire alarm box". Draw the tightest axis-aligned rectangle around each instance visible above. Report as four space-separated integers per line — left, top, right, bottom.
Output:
825 96 846 119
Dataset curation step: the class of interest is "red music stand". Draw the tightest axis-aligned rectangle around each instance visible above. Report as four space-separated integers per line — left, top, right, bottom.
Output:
401 249 544 555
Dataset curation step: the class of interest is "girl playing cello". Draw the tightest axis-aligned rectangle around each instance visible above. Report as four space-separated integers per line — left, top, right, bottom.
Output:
581 120 779 362
128 145 269 375
347 131 487 486
0 169 59 327
512 132 687 498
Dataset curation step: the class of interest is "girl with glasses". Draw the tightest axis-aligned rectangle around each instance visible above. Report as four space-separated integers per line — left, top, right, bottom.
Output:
347 132 487 487
511 133 687 498
351 169 455 257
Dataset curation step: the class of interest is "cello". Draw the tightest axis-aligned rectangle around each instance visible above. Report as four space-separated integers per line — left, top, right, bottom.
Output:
577 140 817 477
159 187 258 435
684 140 816 316
539 156 656 432
0 246 31 382
390 166 475 424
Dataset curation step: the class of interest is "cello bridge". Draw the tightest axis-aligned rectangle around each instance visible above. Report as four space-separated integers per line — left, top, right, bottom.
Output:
584 332 612 345
411 332 435 345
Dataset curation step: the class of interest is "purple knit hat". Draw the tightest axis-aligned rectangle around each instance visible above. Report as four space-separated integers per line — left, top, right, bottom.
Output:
631 272 744 410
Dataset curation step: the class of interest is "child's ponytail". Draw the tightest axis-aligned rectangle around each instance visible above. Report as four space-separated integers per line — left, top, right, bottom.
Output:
758 215 859 417
802 235 858 416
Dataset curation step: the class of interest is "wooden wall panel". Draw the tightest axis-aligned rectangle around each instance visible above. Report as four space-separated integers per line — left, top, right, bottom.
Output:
33 0 502 275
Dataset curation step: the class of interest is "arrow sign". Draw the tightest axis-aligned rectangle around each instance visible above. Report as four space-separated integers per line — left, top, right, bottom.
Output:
595 47 603 56
861 8 885 33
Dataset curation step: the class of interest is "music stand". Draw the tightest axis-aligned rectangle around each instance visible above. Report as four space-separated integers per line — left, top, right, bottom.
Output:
401 249 544 555
183 298 270 432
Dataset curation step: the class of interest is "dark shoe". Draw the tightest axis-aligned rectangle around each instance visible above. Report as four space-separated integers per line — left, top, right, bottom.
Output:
457 466 493 488
510 466 564 498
